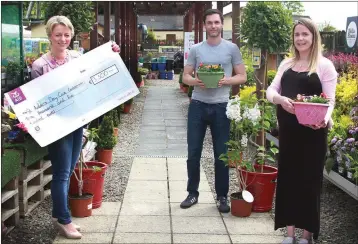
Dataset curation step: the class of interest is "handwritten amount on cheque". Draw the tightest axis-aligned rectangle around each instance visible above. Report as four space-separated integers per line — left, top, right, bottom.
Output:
21 81 86 125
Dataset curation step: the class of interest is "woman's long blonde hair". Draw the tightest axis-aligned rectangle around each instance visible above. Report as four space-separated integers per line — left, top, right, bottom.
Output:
290 18 322 75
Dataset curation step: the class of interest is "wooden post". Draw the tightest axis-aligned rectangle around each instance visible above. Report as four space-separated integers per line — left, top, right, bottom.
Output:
120 2 126 62
231 1 241 96
114 1 121 44
103 1 111 43
125 3 131 68
216 1 223 37
198 3 203 42
194 3 199 44
90 2 98 50
255 49 269 147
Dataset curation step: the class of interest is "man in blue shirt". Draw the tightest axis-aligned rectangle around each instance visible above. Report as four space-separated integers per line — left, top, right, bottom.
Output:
180 9 247 213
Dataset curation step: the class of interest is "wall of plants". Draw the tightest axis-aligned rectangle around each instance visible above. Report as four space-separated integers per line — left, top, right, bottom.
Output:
325 53 358 184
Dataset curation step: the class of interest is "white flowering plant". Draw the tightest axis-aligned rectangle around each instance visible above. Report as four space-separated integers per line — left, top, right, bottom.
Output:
220 93 278 175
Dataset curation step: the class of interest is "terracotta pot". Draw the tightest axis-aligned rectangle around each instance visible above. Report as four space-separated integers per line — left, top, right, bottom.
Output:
113 127 119 137
69 162 108 209
183 87 189 93
69 193 93 217
123 104 132 114
96 149 113 165
239 165 278 212
230 192 253 217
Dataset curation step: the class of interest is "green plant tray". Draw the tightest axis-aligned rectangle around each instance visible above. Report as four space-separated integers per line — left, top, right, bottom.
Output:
5 136 48 166
1 149 22 188
197 71 224 88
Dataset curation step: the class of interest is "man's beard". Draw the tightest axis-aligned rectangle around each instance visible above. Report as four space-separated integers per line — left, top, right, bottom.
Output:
208 29 221 38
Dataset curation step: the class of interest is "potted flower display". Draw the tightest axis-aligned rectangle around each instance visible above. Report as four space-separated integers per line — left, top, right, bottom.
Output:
293 93 330 125
196 63 224 88
220 94 279 212
219 95 258 216
96 115 117 165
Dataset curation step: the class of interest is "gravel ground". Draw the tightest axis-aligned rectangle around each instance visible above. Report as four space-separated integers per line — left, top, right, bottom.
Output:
3 76 357 244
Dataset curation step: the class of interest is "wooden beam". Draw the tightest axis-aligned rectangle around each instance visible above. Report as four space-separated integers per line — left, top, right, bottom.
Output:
125 2 131 68
90 2 98 50
198 3 204 42
120 2 126 62
114 1 121 44
216 1 224 37
231 1 241 96
232 1 240 46
103 1 111 42
194 3 199 43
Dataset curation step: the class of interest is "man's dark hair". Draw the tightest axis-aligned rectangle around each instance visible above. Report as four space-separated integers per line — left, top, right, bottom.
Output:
203 9 224 24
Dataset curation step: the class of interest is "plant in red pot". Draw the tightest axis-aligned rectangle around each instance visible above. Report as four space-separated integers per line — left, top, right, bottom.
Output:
96 115 117 165
123 98 133 114
68 151 94 217
219 95 259 217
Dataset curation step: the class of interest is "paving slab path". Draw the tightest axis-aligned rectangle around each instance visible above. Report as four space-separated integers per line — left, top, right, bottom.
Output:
54 86 283 244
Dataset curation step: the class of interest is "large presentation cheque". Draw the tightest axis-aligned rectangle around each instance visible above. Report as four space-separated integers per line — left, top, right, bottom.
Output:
5 42 140 147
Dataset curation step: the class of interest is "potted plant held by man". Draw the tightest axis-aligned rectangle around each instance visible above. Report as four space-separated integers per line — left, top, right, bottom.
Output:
96 115 117 165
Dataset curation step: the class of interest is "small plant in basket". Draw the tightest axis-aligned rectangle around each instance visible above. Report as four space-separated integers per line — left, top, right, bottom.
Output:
197 63 225 88
293 93 330 125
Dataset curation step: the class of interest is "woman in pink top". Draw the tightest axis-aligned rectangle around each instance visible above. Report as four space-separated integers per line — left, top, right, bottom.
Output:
266 18 337 244
31 16 120 239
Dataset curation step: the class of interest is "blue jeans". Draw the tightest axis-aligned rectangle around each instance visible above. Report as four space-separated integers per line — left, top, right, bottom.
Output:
48 127 83 225
186 99 230 199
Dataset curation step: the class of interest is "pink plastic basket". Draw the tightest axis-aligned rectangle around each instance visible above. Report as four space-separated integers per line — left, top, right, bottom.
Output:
293 102 329 125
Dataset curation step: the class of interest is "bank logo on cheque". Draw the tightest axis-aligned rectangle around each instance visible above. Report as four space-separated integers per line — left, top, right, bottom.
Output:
9 87 26 104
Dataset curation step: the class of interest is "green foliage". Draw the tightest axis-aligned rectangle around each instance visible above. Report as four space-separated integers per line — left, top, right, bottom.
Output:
255 141 279 166
244 67 256 87
179 72 183 84
111 110 120 128
281 1 305 15
188 86 194 98
5 61 22 79
239 86 256 100
147 29 156 42
96 115 117 150
240 2 292 53
320 21 338 32
267 70 277 86
87 127 99 142
23 1 46 20
138 68 149 75
116 106 121 123
44 2 95 35
145 52 153 62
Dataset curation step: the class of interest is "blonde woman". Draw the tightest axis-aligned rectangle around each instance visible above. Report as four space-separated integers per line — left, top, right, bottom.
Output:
31 16 120 239
266 18 337 244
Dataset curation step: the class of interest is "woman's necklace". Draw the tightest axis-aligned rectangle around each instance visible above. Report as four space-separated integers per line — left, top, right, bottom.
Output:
296 60 309 73
50 51 69 68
